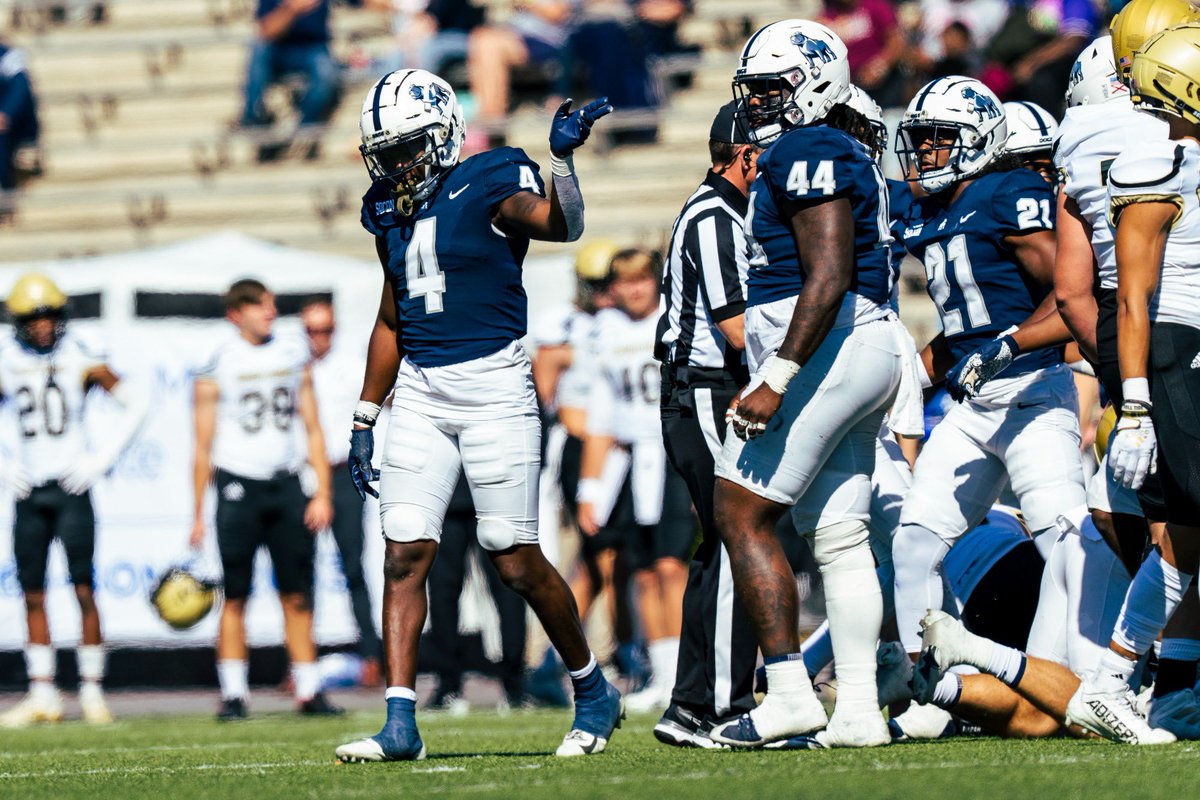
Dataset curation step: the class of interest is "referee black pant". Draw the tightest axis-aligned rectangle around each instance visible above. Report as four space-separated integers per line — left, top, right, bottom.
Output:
662 379 758 719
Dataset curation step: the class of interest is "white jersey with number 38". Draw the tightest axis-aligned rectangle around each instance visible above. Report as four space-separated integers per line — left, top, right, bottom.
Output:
0 330 105 485
196 332 309 480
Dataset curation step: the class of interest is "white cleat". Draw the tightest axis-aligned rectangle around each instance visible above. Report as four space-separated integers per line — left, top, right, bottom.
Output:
555 728 610 757
80 685 114 725
1148 689 1200 739
623 682 672 714
876 641 913 708
1066 676 1176 745
709 692 829 747
888 702 956 741
920 610 973 672
815 710 891 748
335 737 427 763
0 690 64 729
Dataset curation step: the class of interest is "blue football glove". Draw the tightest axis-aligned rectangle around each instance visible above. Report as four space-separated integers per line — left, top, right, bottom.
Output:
549 97 613 157
348 428 381 500
945 334 1019 402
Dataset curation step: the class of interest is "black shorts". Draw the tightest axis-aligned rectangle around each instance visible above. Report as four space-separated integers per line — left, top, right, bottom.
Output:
13 483 95 591
1097 289 1167 520
959 539 1044 651
1150 323 1200 524
595 466 697 570
215 469 314 600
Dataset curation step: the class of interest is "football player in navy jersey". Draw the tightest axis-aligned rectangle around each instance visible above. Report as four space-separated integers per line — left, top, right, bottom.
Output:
334 69 620 763
707 21 912 750
890 77 1088 717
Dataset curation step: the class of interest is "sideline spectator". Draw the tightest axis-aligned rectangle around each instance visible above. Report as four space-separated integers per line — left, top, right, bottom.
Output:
0 42 39 220
569 1 659 143
916 0 1008 72
984 0 1097 110
636 0 691 58
374 0 486 76
241 0 342 159
818 0 906 107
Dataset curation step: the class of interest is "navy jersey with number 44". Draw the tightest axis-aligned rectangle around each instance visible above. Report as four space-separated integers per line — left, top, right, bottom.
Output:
746 125 892 308
898 168 1059 376
361 146 546 368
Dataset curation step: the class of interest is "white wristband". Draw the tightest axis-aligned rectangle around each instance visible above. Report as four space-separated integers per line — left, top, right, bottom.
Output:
577 477 602 504
1122 378 1151 406
353 400 382 427
762 356 801 395
550 153 574 177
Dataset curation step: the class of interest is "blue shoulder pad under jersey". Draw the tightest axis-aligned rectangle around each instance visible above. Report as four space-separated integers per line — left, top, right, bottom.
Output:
364 147 547 368
887 179 915 282
900 168 1059 376
745 125 892 308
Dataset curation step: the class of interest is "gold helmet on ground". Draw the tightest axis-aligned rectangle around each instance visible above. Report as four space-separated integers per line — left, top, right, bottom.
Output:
1110 0 1200 80
5 272 66 319
150 567 219 630
1130 22 1200 122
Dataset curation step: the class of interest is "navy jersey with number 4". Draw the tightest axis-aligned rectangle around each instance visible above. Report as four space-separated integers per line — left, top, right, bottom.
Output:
746 125 892 308
898 168 1059 376
361 146 546 368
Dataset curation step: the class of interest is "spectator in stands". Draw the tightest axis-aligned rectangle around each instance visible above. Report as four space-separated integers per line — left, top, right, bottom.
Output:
818 0 907 107
984 0 1098 110
374 0 486 77
635 0 691 58
568 1 659 143
916 0 1008 75
928 21 981 79
241 0 342 157
467 1 577 142
0 42 39 219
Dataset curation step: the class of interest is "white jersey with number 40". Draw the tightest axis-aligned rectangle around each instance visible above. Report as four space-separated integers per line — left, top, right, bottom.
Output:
585 308 662 446
195 332 309 480
0 330 106 485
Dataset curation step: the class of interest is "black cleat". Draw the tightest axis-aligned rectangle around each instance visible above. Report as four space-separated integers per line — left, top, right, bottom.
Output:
653 703 729 749
217 697 248 721
299 692 345 716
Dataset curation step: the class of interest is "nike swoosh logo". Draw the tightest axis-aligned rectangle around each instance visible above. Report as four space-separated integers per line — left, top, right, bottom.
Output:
959 211 977 224
580 738 599 754
448 184 469 199
1016 401 1041 409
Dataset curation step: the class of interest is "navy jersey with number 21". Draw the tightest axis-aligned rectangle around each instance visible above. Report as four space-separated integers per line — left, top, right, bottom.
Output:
361 146 547 368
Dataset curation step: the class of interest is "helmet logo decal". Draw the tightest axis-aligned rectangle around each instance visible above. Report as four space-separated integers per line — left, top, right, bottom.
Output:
409 82 450 114
790 32 836 72
961 86 1002 121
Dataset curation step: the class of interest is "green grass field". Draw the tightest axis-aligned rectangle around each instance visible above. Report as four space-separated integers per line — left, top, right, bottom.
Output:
2 709 1199 799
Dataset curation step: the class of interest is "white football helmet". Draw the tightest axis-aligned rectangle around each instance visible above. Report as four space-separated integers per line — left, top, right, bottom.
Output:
732 19 851 145
1003 101 1058 155
359 69 465 215
844 84 887 158
1065 36 1129 107
895 76 1007 194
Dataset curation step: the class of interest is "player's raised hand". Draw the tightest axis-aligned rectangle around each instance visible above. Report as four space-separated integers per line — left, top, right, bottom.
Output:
945 334 1018 402
349 427 381 500
550 97 613 157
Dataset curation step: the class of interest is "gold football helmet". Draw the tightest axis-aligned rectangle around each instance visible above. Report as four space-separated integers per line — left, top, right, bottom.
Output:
1130 22 1200 122
150 567 219 630
5 272 66 319
1110 0 1200 80
1095 404 1118 463
574 239 619 282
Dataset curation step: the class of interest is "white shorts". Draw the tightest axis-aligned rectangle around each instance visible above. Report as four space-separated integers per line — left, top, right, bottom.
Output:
1025 525 1130 674
716 311 904 528
900 364 1086 538
380 344 540 550
1086 453 1146 517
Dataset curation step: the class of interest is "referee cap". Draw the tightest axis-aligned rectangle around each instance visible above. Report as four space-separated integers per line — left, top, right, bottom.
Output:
710 100 753 145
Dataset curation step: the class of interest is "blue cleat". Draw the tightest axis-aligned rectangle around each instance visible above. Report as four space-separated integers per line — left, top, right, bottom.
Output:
709 713 770 747
557 672 623 756
336 698 427 763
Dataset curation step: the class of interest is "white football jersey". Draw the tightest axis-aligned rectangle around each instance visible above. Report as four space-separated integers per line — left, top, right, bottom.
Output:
1108 138 1200 331
1055 100 1168 290
0 330 106 485
585 308 661 445
196 331 310 480
530 303 596 413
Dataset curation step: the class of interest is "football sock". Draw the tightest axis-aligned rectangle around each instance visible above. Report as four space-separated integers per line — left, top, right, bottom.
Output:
930 673 963 709
383 696 417 729
26 644 56 701
820 534 883 714
217 659 249 700
568 655 604 701
384 686 418 702
293 661 320 702
941 623 1026 686
76 645 105 688
1113 551 1193 656
648 638 678 688
893 524 951 655
800 621 832 679
1094 647 1137 691
748 655 817 739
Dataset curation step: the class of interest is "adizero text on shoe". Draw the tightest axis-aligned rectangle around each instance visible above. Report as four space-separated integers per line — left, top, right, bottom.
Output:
653 705 728 750
1067 679 1177 745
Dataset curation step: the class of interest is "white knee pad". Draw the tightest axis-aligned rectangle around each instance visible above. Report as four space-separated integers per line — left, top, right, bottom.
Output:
811 519 871 569
476 517 522 551
381 504 436 543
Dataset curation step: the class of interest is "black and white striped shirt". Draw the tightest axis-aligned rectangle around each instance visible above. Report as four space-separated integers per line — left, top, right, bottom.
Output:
656 171 750 384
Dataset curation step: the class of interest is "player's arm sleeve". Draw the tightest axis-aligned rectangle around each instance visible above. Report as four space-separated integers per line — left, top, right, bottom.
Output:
1107 144 1187 228
991 170 1057 235
688 210 747 322
484 147 547 211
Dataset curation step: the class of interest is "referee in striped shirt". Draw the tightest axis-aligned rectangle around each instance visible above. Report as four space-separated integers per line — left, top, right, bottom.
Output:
653 100 761 747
